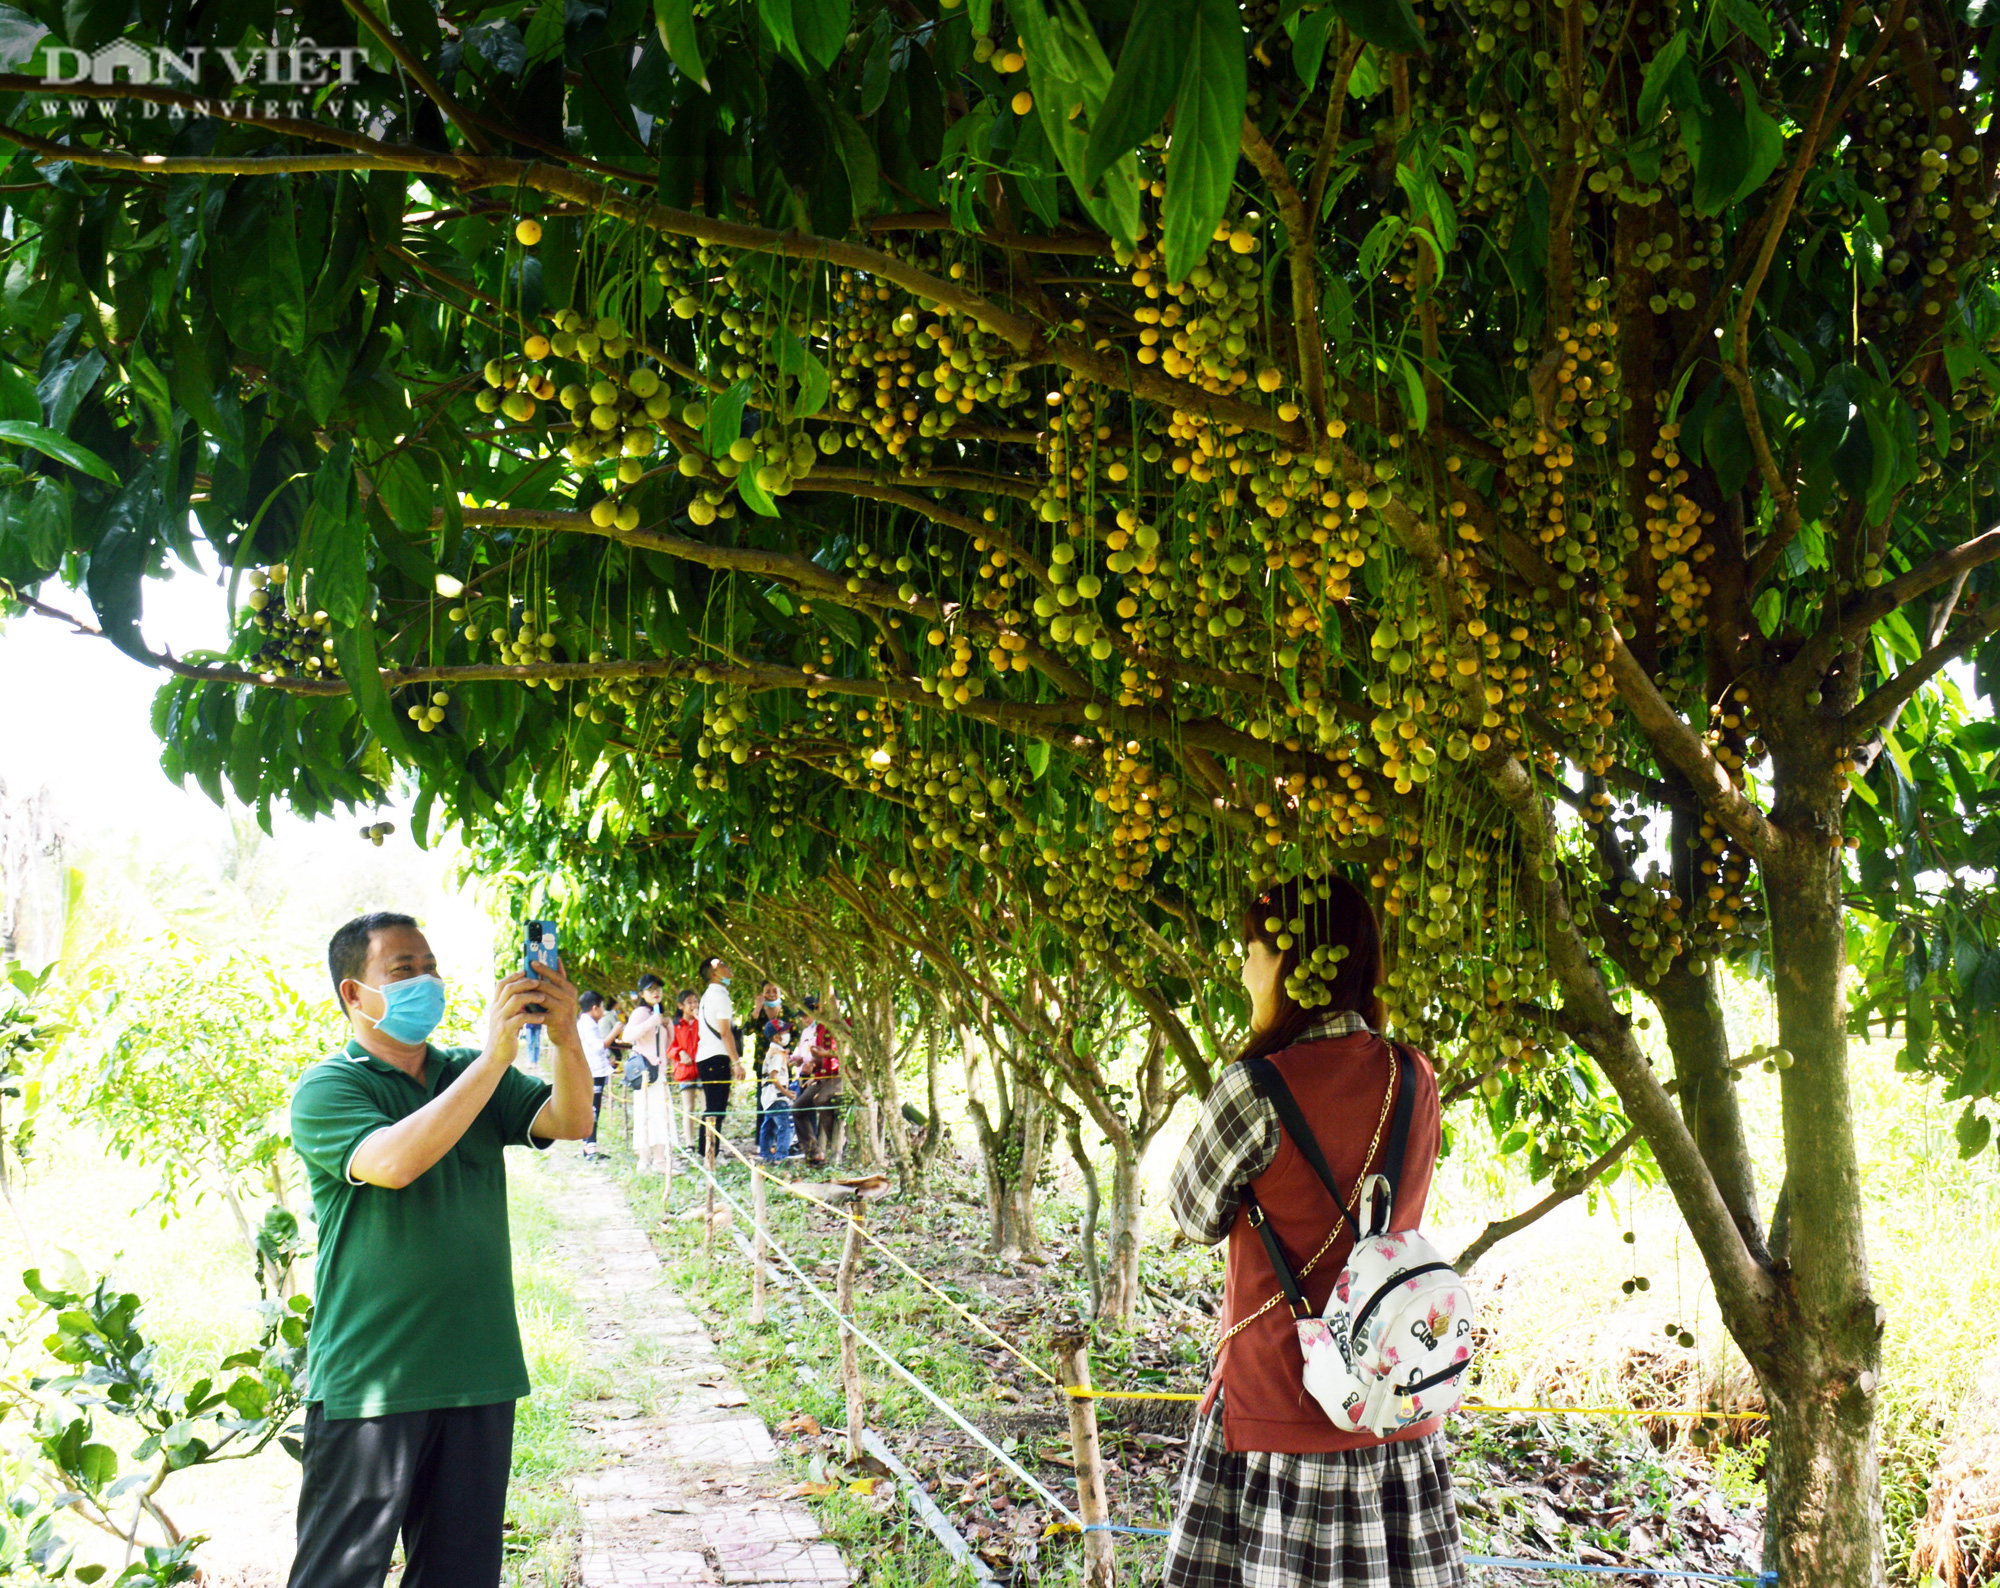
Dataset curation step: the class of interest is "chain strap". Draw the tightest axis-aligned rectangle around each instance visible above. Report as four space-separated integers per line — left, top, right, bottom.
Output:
1215 1057 1399 1350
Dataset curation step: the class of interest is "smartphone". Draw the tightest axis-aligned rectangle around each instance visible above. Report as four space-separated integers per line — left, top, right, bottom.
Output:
524 921 559 1019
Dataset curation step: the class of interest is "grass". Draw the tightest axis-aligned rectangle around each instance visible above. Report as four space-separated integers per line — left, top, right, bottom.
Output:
500 1150 608 1585
0 1109 607 1585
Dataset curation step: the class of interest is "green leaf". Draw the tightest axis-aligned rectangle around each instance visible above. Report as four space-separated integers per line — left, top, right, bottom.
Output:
1287 5 1340 89
1956 1102 1993 1158
1084 0 1195 195
778 333 831 417
704 381 750 453
0 421 117 483
301 439 368 628
0 360 39 423
1026 739 1051 779
736 469 781 517
1720 0 1774 54
757 0 804 68
1394 351 1428 434
1688 78 1750 217
75 1442 118 1488
1356 214 1404 279
1635 29 1688 126
1732 68 1785 202
1326 0 1425 55
1014 0 1143 244
831 107 881 217
1159 0 1246 283
523 0 566 67
792 0 850 71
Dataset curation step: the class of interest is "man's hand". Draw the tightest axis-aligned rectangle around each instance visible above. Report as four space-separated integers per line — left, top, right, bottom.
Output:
482 973 544 1065
527 958 583 1051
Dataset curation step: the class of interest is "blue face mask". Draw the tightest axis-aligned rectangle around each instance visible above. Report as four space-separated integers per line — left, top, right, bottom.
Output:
358 975 447 1046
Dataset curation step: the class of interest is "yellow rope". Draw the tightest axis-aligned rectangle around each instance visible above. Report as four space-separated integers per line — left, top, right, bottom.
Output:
1062 1388 1769 1421
691 1129 1773 1423
698 1125 1062 1386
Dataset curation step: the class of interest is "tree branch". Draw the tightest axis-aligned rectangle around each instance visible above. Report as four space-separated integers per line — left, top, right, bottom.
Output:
338 0 493 155
1239 119 1326 436
1454 1125 1642 1273
1846 596 2000 733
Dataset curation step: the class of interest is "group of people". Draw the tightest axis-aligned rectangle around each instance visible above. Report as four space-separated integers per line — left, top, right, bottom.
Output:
565 953 845 1171
287 878 1462 1588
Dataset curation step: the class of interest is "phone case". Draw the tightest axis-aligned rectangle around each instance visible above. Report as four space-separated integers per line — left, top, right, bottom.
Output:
526 921 558 1015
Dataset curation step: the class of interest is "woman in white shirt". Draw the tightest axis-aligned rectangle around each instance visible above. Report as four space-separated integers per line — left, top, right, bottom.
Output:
693 957 742 1152
577 990 613 1162
623 974 673 1172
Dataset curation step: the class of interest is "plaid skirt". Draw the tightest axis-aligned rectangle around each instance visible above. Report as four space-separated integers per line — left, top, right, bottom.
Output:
1163 1398 1465 1588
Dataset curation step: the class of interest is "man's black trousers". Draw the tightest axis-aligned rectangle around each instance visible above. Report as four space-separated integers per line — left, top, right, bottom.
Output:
288 1399 514 1588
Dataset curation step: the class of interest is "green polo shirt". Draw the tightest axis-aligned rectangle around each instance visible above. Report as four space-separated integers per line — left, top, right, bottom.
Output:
290 1041 553 1419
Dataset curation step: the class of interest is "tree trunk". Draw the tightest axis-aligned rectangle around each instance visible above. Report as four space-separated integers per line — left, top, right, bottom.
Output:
1652 961 1768 1262
1097 1138 1144 1326
1065 1117 1104 1317
972 1082 1048 1263
1757 819 1886 1586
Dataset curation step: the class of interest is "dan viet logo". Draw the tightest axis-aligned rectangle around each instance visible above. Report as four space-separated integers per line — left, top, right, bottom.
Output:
38 39 365 121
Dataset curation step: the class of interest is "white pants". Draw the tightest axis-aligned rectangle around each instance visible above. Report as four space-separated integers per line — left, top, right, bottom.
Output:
632 1079 671 1161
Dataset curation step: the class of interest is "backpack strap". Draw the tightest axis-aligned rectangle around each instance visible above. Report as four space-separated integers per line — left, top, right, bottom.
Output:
1363 1045 1419 1237
1239 1186 1312 1319
1242 1058 1365 1248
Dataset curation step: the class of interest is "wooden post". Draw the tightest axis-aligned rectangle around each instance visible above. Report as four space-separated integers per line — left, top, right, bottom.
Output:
750 1165 769 1325
837 1208 867 1462
661 1117 674 1209
703 1121 718 1252
1054 1331 1115 1588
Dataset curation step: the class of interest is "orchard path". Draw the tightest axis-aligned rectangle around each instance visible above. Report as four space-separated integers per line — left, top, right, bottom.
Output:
547 1155 854 1588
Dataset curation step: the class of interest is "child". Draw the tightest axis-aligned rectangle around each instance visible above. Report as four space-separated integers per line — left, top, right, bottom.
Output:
668 988 702 1147
758 1032 797 1164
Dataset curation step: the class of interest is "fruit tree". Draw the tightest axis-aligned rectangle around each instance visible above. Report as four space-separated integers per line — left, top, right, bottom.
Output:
3 0 2000 1575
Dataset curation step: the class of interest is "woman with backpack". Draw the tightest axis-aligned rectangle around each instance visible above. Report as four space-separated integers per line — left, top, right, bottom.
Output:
1163 873 1464 1588
623 974 672 1173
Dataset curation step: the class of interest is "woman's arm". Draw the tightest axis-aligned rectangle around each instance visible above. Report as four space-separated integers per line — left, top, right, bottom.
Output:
1166 1064 1280 1244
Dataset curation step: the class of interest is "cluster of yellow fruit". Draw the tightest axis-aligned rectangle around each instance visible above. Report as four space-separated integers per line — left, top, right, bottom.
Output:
403 690 452 734
241 566 341 679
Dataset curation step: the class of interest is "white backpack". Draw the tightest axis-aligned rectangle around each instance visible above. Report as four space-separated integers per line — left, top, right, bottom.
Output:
1243 1049 1476 1437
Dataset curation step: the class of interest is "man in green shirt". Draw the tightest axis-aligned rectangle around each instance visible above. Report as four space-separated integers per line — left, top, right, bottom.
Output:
287 911 594 1588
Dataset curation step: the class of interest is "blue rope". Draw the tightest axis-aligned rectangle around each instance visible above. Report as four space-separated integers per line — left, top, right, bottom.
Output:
1080 1529 1771 1585
1465 1557 1774 1584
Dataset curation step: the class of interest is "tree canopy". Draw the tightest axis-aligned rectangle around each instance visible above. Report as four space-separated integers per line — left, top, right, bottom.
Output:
3 0 2000 1573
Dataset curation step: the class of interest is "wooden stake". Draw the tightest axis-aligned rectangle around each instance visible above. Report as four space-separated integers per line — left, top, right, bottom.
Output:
750 1164 769 1325
837 1208 867 1462
1054 1331 1116 1588
703 1122 718 1252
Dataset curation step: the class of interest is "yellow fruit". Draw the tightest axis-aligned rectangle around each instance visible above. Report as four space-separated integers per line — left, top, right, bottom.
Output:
998 50 1025 71
615 503 640 531
523 334 551 360
1229 230 1257 253
618 458 645 483
1256 367 1283 392
590 500 618 528
1011 90 1033 114
501 392 534 422
728 437 757 463
628 367 661 398
672 295 700 319
515 218 543 246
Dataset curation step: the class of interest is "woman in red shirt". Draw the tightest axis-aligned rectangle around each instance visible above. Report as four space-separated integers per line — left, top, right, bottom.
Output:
1163 874 1460 1588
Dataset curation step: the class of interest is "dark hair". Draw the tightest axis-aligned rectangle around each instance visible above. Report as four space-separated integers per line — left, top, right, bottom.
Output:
675 987 698 1006
698 955 726 982
1235 874 1384 1066
328 912 420 1008
580 990 604 1012
637 973 665 994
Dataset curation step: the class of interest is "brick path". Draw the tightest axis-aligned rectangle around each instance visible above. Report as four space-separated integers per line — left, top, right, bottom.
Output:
550 1164 853 1588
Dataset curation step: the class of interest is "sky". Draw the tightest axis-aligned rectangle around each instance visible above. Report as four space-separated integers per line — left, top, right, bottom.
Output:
0 552 499 986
